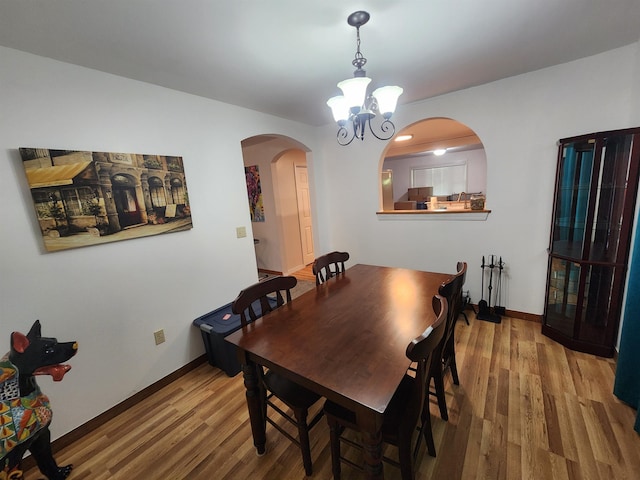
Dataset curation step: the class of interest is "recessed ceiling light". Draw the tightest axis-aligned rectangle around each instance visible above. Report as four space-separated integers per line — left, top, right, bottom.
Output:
433 148 447 156
395 134 413 142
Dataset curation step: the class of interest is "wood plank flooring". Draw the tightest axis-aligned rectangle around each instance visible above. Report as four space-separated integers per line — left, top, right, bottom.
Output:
259 264 316 283
292 264 316 282
23 311 640 479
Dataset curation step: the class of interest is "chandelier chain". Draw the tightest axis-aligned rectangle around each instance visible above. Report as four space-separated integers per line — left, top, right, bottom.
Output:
352 27 367 71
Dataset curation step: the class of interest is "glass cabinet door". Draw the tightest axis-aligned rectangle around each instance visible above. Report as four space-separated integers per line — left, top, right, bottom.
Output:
579 264 623 345
550 141 594 260
545 257 581 337
587 134 634 264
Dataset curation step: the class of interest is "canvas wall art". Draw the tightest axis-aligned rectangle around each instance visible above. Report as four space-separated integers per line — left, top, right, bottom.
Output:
20 148 193 252
245 165 265 222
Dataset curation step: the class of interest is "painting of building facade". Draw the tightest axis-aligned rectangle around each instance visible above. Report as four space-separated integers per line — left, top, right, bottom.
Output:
20 148 193 252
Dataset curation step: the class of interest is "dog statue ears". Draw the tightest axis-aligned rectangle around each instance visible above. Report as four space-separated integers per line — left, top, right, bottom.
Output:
10 320 42 354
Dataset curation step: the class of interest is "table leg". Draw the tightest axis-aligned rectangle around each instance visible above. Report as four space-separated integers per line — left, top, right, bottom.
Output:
240 359 266 455
357 411 384 480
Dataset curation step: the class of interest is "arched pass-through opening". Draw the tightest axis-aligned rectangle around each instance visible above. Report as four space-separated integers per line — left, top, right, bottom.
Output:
378 117 489 218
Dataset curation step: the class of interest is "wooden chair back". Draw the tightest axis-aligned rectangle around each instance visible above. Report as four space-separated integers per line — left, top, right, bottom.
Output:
312 251 350 285
438 262 467 338
453 261 468 320
231 275 297 327
407 295 448 364
404 294 448 425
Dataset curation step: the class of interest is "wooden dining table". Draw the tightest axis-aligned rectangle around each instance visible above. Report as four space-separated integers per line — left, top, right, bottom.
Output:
225 263 452 479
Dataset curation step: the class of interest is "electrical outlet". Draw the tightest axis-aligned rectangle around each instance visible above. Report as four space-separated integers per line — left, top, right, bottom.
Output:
236 226 247 238
154 329 166 345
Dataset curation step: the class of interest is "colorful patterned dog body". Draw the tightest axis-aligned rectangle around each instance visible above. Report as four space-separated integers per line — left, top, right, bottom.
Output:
0 321 76 480
1 358 52 460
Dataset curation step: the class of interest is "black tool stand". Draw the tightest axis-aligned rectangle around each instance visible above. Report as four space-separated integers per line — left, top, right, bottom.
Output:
477 254 502 323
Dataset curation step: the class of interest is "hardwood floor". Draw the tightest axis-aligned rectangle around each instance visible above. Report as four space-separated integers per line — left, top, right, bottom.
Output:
23 313 640 480
258 264 316 283
292 264 316 282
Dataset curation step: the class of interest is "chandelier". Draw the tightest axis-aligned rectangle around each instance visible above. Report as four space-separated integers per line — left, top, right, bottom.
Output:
327 11 403 146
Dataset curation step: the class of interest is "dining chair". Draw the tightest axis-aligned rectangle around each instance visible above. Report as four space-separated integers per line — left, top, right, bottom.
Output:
231 275 324 476
428 261 467 422
445 261 467 370
323 295 447 480
312 251 350 285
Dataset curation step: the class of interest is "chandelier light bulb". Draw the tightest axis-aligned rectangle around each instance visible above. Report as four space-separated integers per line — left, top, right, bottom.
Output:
338 77 372 111
372 86 404 118
326 96 350 124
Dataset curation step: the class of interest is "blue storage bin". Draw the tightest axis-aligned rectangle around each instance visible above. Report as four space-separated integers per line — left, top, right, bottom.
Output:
193 297 277 377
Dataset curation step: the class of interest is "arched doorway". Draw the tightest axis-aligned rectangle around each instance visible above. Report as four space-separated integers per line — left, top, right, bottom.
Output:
111 173 142 227
241 135 314 275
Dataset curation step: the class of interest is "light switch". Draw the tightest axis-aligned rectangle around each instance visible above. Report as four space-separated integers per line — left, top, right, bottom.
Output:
154 329 165 345
236 226 247 238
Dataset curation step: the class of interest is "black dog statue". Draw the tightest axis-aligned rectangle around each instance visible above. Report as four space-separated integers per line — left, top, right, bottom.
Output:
1 320 77 480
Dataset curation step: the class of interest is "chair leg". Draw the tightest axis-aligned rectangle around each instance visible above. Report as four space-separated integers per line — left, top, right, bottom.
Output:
422 406 436 458
262 391 268 431
327 416 342 480
432 363 449 421
293 408 313 476
450 352 460 386
445 334 460 386
398 435 414 480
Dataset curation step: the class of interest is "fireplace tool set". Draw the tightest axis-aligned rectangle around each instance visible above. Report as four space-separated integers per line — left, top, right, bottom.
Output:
477 255 505 323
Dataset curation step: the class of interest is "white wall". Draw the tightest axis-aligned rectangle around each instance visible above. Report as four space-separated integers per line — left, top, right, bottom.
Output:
0 46 317 440
313 43 640 319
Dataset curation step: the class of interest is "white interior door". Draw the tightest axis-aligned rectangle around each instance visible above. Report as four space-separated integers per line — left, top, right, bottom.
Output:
295 165 315 265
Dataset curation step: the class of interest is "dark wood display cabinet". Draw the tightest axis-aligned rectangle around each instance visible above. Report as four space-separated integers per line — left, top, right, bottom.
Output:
543 128 640 357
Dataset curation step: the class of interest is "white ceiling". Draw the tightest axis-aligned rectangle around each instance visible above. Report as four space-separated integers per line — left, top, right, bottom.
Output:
1 1 639 127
